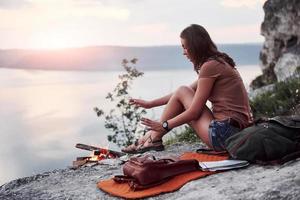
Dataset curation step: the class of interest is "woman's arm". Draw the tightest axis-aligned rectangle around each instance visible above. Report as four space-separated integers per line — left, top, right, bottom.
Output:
130 93 172 109
141 77 215 131
132 80 197 108
148 93 172 107
141 61 220 131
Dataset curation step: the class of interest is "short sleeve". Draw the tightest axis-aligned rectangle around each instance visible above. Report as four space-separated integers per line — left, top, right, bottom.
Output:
199 60 223 78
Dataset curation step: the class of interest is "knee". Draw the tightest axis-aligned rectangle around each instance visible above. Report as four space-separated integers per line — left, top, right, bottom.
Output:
174 85 193 98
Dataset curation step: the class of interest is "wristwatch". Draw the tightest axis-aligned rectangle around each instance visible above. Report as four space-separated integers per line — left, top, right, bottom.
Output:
162 120 171 131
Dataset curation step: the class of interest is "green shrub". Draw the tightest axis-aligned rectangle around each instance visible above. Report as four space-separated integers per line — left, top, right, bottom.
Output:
94 58 147 147
164 126 202 145
250 74 300 118
250 64 277 89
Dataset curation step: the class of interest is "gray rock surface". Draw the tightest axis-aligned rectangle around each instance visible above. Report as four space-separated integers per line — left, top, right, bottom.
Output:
259 0 300 81
1 143 300 200
274 51 300 82
248 84 275 101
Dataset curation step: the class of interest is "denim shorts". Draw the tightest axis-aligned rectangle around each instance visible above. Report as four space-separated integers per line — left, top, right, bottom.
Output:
208 119 241 152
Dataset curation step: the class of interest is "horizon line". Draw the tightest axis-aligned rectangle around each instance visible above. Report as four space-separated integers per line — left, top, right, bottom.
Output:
0 42 263 51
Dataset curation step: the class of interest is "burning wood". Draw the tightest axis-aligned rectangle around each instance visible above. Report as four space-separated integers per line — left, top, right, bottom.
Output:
75 143 125 157
72 143 125 169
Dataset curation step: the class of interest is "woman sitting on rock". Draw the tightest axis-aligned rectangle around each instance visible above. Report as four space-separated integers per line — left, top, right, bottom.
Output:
122 24 253 154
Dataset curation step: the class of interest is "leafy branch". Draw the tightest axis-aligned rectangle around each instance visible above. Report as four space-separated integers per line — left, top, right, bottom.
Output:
94 58 147 147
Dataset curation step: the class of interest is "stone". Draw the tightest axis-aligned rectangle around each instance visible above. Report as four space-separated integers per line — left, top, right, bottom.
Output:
252 0 300 88
0 143 299 200
274 51 300 82
248 84 275 101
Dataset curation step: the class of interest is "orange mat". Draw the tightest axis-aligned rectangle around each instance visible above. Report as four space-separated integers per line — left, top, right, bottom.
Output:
97 152 228 199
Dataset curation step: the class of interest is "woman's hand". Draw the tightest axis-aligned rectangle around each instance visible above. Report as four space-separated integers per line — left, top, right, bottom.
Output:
129 98 153 109
141 118 165 132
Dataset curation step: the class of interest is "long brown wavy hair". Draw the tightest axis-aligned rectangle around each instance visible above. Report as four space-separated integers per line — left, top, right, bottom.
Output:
180 24 235 73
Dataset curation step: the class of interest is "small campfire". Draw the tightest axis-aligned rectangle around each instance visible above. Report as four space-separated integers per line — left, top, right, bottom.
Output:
72 143 125 168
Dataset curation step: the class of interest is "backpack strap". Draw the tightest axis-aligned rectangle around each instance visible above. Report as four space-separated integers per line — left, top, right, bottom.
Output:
254 144 300 165
196 148 228 156
279 150 300 164
113 175 136 183
253 117 269 125
113 175 174 191
254 151 300 165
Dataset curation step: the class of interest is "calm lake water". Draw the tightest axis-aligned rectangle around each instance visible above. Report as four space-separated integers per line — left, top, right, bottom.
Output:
0 65 261 185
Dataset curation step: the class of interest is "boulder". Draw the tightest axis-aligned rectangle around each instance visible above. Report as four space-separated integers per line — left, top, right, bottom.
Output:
274 51 300 82
0 143 300 200
252 0 300 88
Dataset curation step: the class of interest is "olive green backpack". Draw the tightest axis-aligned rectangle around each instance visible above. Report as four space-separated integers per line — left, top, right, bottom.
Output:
225 115 300 164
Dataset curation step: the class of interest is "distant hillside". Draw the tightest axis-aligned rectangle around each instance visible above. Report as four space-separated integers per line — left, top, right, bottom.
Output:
0 44 262 71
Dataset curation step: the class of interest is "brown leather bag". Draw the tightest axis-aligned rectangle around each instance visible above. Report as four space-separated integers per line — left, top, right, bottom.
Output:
113 155 200 190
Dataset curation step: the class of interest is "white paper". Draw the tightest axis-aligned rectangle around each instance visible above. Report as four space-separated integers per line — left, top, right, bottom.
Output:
199 160 249 171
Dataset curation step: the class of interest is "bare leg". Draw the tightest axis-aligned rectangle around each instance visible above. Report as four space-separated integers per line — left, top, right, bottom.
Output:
142 86 214 148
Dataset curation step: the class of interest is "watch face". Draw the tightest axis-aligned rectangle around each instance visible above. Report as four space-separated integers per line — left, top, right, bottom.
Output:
163 121 168 128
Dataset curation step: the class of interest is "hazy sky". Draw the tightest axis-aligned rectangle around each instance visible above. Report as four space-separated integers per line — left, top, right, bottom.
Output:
0 0 266 49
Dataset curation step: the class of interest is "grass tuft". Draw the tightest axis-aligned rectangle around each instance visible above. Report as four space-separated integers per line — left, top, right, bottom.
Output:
164 126 203 145
250 68 300 118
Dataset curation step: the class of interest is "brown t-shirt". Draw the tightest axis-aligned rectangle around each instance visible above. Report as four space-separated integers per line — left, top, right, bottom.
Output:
199 60 253 128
